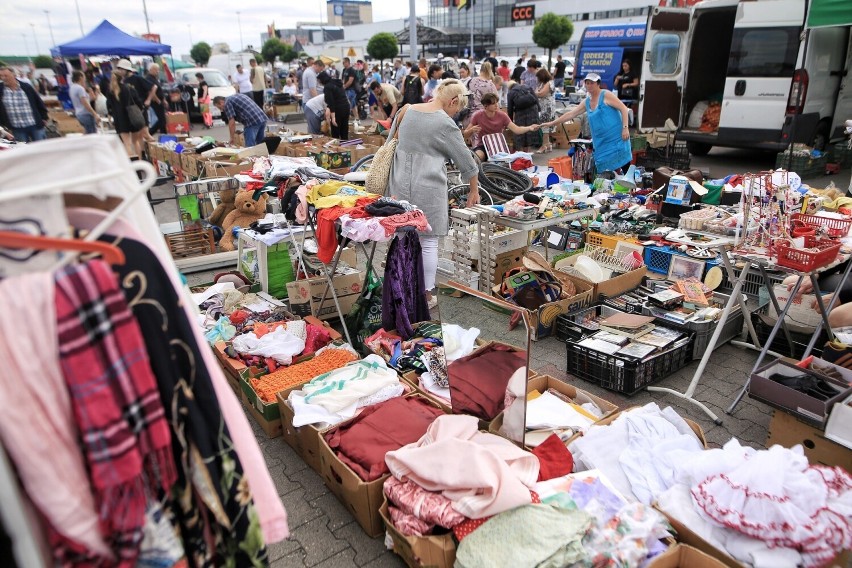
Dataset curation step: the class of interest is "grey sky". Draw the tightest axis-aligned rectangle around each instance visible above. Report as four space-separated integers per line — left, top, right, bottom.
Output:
1 0 429 59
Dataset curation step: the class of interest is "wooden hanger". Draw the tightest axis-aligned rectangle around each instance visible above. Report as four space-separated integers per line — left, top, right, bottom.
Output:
0 231 126 266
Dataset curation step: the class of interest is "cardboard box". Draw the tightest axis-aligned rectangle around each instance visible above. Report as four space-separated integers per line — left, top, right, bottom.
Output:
340 144 378 163
204 161 249 177
276 393 324 473
166 120 191 135
239 370 283 438
274 103 300 115
647 544 730 568
233 143 269 160
379 499 456 568
318 394 442 538
584 406 707 448
166 111 189 124
361 134 386 147
286 145 311 158
766 408 852 471
653 506 743 568
749 357 852 425
308 149 352 170
825 393 852 449
488 247 528 289
286 269 364 321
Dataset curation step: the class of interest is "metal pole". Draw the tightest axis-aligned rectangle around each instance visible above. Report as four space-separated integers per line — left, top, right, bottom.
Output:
30 24 40 55
44 11 56 48
142 0 151 35
237 11 244 51
408 0 417 62
74 0 85 35
469 6 474 62
22 34 31 60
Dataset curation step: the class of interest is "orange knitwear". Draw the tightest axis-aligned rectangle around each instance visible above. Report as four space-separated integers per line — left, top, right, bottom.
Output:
250 347 358 403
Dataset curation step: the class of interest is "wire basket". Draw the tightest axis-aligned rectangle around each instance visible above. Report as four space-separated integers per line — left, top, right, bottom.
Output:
583 243 644 273
636 142 691 171
775 236 841 272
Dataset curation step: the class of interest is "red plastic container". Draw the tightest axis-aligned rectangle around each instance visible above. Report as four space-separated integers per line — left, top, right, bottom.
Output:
776 236 842 272
791 213 852 238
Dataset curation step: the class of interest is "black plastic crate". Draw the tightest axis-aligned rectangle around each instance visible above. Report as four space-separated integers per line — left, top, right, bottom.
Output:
636 142 691 171
751 312 825 359
554 304 626 342
717 266 786 299
566 334 693 395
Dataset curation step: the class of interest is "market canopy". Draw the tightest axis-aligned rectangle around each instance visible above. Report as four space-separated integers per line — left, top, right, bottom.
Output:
807 0 852 27
55 20 171 57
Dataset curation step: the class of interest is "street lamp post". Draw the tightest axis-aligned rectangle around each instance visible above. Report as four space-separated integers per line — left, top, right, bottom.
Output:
74 0 85 35
236 11 244 51
408 0 417 61
44 10 56 49
30 24 40 55
142 0 152 35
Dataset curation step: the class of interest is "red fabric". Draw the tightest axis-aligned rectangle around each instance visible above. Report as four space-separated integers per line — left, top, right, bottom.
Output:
447 344 526 420
315 207 346 264
325 397 444 481
302 324 332 355
453 491 540 541
511 158 533 171
378 210 431 236
532 434 574 481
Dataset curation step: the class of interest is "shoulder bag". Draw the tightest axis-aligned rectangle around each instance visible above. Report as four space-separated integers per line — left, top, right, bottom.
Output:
365 104 410 196
123 85 145 132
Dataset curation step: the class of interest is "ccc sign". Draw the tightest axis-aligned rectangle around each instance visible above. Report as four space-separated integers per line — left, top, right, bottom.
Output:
511 5 535 22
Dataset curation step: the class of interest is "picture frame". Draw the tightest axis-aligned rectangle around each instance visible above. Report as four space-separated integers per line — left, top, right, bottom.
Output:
613 241 645 263
668 255 705 281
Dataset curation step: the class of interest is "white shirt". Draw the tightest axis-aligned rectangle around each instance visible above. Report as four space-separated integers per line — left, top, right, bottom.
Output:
305 93 326 114
233 69 252 94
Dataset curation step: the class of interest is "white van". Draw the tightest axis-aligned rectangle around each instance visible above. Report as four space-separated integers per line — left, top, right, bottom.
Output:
639 0 852 154
207 52 258 83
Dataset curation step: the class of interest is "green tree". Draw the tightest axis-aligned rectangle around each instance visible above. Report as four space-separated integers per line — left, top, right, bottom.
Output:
366 32 398 74
32 55 54 69
532 13 574 73
190 41 212 66
261 38 296 65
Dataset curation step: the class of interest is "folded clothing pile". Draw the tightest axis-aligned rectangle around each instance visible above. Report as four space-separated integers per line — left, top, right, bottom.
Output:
250 344 358 402
448 343 527 421
289 355 405 428
325 396 444 481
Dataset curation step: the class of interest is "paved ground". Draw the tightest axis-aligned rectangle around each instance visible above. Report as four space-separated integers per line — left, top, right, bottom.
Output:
153 117 849 567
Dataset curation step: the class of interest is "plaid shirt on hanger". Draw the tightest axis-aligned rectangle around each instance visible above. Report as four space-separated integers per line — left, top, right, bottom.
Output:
2 86 36 128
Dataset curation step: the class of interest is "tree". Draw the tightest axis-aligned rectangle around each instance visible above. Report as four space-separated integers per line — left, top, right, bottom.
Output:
532 13 574 73
32 55 54 69
190 42 212 66
261 38 296 65
366 32 398 75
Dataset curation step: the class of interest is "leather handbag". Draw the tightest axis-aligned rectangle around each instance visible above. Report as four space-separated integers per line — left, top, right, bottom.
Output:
365 105 410 196
126 104 145 132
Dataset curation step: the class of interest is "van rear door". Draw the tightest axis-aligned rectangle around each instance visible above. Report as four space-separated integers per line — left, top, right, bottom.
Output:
829 31 852 141
638 6 691 131
716 0 805 148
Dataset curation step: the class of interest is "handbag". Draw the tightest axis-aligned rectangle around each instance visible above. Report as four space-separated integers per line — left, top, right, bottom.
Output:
344 270 383 355
126 104 145 131
365 105 410 196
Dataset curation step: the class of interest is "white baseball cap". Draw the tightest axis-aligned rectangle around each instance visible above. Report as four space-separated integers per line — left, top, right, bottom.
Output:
437 53 444 58
584 73 602 83
116 59 134 72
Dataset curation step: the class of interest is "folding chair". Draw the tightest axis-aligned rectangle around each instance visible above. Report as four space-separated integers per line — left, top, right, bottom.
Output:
482 132 511 161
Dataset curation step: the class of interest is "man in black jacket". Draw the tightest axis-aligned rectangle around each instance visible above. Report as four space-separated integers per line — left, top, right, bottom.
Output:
0 66 48 142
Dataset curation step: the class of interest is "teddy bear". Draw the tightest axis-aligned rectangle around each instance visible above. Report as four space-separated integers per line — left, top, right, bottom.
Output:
208 189 236 228
219 190 269 251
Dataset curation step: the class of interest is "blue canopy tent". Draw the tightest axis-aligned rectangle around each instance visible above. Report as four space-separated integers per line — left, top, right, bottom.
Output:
54 20 171 56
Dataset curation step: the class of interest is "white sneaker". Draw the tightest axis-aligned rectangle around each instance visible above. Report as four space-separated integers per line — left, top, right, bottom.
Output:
427 296 438 310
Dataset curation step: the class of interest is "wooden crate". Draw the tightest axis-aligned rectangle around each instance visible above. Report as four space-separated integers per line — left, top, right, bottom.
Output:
165 228 216 258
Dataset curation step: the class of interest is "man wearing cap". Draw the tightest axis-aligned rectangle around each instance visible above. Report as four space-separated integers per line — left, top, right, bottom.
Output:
542 73 632 174
0 65 48 142
213 93 268 147
233 64 252 95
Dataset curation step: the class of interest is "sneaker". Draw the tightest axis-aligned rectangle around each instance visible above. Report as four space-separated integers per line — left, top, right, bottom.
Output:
427 295 438 310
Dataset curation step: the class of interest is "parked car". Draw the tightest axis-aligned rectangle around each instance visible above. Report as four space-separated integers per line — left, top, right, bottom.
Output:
176 67 236 119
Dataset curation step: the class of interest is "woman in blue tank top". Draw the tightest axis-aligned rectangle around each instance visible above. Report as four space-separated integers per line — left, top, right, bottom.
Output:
541 72 632 174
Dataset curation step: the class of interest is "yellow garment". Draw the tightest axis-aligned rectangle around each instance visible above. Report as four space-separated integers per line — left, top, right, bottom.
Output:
306 180 379 209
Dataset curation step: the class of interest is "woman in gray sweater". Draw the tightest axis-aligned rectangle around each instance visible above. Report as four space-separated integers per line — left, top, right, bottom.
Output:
387 79 480 307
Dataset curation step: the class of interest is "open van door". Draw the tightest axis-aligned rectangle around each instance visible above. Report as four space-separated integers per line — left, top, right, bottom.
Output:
638 6 691 131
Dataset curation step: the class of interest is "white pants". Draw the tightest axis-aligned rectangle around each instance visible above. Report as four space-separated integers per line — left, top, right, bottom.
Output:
420 235 439 291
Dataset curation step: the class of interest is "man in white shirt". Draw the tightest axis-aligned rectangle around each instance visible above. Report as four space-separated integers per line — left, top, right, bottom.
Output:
303 93 327 134
233 64 252 95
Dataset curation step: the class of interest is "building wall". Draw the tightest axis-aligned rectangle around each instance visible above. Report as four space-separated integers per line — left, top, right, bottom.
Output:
327 0 374 26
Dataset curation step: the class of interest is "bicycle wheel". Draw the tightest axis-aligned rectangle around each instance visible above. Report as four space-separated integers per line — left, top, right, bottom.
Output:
351 154 375 172
448 184 494 209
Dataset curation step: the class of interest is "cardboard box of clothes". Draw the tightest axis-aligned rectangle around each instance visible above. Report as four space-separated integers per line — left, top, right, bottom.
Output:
488 374 619 445
286 268 364 321
647 544 730 568
652 506 743 568
586 407 707 449
318 394 444 538
749 357 852 426
277 394 326 474
766 408 852 471
379 498 456 568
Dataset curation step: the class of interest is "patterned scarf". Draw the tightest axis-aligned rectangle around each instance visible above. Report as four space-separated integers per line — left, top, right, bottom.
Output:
54 260 176 565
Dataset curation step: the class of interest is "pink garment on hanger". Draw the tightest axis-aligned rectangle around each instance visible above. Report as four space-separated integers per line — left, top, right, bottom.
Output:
0 271 113 561
67 208 289 543
296 180 318 224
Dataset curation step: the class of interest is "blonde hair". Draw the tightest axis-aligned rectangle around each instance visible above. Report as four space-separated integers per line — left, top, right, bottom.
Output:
110 71 122 99
479 61 494 81
434 79 469 110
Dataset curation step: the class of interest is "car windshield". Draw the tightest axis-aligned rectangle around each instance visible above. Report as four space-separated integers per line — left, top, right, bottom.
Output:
183 70 230 87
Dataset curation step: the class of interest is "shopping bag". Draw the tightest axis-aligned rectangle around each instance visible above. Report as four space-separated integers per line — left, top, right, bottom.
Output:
344 271 383 355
